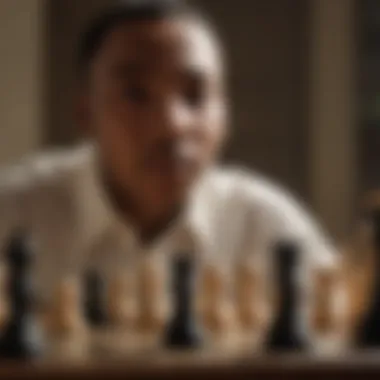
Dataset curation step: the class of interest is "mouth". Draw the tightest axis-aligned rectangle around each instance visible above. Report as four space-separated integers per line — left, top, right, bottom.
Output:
145 146 199 178
150 155 196 173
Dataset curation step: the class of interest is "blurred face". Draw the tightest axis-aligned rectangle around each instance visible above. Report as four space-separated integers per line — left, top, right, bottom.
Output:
84 16 227 217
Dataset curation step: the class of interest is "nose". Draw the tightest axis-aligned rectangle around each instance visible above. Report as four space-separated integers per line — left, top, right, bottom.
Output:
153 97 194 139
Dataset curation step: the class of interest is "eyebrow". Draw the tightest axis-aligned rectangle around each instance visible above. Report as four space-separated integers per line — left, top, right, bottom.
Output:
110 60 210 85
111 61 151 80
183 66 207 82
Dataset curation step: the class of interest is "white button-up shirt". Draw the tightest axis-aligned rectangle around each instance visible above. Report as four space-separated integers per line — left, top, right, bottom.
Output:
0 143 341 335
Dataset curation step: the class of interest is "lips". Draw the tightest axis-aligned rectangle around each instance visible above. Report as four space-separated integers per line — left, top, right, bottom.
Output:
145 144 200 174
150 154 195 173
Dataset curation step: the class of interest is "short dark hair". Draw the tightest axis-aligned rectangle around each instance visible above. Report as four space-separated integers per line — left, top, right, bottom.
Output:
77 0 200 77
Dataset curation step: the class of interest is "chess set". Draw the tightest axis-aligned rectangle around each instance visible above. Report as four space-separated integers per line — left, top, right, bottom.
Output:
2 207 380 379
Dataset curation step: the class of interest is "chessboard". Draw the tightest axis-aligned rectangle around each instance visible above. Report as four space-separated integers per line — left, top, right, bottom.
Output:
1 198 380 378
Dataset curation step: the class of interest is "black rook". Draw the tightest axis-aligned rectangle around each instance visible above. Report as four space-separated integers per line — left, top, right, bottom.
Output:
265 241 309 352
0 232 44 360
164 254 203 349
83 270 108 327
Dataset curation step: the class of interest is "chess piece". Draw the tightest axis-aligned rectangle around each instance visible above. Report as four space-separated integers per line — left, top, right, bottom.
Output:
201 264 234 334
312 270 339 334
83 270 108 327
0 263 9 330
136 259 167 333
46 277 85 337
356 209 380 346
107 272 137 328
164 254 203 349
44 277 91 362
265 241 309 351
235 262 267 331
0 232 44 360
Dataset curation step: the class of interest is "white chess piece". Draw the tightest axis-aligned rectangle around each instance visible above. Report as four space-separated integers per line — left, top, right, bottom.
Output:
311 265 349 354
200 264 235 335
45 277 86 338
44 276 90 362
234 260 270 351
136 257 168 335
107 271 137 329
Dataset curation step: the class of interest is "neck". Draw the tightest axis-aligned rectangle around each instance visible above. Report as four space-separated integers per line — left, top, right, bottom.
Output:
103 175 182 245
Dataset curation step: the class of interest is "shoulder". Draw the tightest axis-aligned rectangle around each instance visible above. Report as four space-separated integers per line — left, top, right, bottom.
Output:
204 165 311 225
0 144 94 255
203 166 337 265
1 143 92 192
0 143 93 225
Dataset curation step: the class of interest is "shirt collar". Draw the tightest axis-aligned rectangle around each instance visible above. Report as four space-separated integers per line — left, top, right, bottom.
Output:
84 143 214 256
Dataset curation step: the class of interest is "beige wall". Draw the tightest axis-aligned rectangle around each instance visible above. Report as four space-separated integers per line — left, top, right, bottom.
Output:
44 0 111 146
197 0 310 198
0 0 45 165
309 0 357 238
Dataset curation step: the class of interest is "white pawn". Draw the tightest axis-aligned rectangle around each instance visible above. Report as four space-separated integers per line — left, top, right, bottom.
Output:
311 265 349 354
234 260 270 351
107 271 137 329
312 270 338 333
200 264 235 336
135 257 168 335
45 277 86 338
44 277 89 362
235 264 263 328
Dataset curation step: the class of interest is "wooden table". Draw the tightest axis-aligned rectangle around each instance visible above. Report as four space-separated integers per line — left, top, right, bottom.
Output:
2 352 380 379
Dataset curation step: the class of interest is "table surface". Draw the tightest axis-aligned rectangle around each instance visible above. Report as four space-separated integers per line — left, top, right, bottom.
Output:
3 351 380 379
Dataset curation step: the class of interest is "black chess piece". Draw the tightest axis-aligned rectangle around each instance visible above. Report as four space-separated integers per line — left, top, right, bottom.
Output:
0 232 44 360
356 209 380 347
83 270 108 327
164 254 203 349
265 241 309 352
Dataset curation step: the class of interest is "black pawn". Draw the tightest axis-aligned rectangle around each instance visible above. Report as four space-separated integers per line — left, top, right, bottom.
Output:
164 255 203 349
0 233 44 360
356 209 380 346
83 270 108 327
266 242 308 352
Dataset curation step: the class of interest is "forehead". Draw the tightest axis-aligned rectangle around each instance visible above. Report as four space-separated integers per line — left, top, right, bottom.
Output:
93 17 223 76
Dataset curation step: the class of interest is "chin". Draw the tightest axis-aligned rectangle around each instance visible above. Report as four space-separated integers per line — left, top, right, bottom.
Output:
152 172 194 199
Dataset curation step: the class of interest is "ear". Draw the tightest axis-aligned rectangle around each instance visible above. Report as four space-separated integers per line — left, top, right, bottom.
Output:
74 88 92 139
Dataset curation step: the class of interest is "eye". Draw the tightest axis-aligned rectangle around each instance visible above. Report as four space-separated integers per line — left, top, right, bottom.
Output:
122 84 150 104
182 71 207 108
183 83 206 108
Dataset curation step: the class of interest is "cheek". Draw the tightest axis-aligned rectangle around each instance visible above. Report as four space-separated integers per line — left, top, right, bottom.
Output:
92 109 141 177
92 99 139 148
199 104 228 158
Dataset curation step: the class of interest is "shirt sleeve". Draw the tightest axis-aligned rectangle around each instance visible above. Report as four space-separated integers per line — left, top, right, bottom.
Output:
237 171 347 343
239 172 339 270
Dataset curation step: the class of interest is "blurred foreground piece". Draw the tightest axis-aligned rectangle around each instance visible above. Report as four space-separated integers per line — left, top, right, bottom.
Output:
356 209 380 347
266 242 309 351
107 273 137 329
83 270 108 328
46 278 85 337
0 232 44 360
136 259 167 333
201 265 235 334
164 254 203 349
